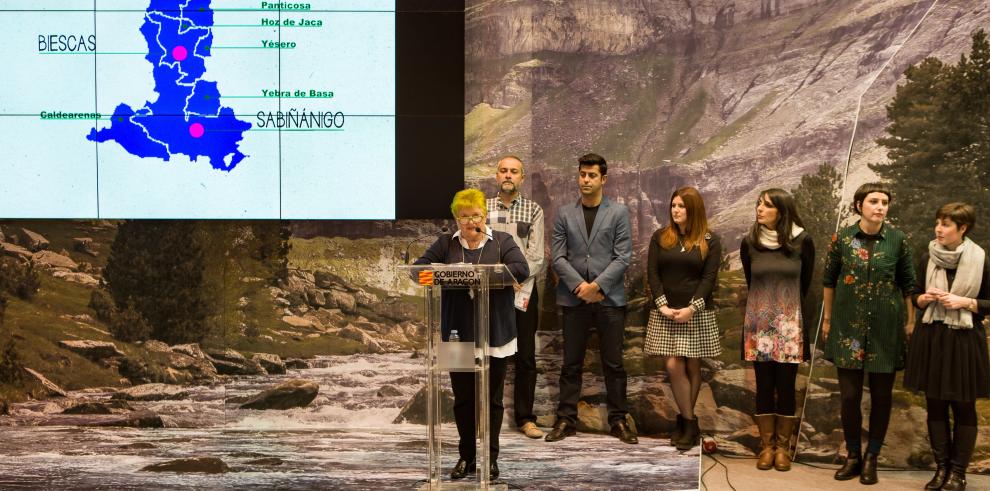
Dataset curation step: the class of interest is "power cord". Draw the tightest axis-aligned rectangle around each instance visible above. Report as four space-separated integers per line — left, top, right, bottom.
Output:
701 452 739 491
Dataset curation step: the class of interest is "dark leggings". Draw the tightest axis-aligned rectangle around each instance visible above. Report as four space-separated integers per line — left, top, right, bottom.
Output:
926 398 978 426
754 361 799 415
837 367 896 455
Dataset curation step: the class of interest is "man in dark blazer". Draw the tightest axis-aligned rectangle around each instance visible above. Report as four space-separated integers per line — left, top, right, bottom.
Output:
545 153 637 444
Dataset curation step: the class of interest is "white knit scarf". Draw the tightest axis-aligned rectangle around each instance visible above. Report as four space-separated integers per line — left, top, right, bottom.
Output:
923 237 985 329
758 224 805 250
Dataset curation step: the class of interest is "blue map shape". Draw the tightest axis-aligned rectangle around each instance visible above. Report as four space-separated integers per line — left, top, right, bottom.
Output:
88 0 251 171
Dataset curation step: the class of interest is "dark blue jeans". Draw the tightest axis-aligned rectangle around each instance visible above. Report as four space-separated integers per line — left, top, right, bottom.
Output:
555 303 628 425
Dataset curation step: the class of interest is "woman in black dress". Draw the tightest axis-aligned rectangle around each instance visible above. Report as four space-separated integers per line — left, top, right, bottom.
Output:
904 202 990 491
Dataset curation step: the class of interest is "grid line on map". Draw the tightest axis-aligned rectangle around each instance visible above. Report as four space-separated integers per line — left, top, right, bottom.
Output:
93 0 100 217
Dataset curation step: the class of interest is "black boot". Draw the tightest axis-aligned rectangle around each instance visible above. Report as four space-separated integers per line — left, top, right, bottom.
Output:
925 420 951 490
942 425 977 491
833 451 862 481
675 417 700 451
859 452 878 485
671 414 684 445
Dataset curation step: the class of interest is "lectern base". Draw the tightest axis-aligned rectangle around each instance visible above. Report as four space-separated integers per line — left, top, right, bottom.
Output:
416 481 509 490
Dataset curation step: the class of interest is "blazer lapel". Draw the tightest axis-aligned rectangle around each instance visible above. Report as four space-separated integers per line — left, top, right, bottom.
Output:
574 200 591 247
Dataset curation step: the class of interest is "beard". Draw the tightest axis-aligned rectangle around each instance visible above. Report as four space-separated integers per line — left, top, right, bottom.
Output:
500 181 517 193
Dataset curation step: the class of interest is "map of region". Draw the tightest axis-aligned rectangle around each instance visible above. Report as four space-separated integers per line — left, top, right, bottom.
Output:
87 0 251 171
0 0 395 218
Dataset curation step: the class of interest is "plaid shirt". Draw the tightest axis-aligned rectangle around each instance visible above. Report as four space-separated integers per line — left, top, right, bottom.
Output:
487 195 545 280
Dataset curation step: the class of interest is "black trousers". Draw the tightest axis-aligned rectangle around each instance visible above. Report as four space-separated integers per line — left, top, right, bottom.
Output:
754 361 798 415
450 356 508 462
556 303 628 425
513 287 539 426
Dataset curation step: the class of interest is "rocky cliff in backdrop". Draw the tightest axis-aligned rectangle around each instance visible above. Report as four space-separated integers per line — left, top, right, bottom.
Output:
465 0 988 250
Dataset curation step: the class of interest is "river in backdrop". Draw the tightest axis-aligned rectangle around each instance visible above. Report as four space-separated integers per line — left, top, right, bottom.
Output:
0 353 699 490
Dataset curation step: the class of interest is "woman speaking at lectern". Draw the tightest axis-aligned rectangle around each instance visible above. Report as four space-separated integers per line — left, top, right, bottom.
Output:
414 188 529 480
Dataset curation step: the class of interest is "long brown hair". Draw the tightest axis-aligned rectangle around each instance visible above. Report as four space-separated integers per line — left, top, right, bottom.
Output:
659 187 710 259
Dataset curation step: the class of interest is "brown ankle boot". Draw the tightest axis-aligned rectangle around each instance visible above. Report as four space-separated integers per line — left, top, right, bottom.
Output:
774 415 798 471
754 414 776 470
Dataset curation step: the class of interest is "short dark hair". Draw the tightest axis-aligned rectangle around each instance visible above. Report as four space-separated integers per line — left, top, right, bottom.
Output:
578 153 608 175
851 182 892 215
936 202 976 236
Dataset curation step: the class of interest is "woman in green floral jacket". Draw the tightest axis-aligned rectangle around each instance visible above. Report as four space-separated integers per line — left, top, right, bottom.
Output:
822 182 916 486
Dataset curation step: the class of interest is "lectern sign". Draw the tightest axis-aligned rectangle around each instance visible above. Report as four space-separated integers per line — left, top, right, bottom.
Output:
417 265 481 287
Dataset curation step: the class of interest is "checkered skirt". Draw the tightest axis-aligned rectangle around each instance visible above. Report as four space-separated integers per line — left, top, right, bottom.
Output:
644 308 722 358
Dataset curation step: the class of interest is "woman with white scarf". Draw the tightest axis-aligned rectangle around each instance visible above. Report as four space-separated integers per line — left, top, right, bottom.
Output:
740 189 815 472
905 202 990 491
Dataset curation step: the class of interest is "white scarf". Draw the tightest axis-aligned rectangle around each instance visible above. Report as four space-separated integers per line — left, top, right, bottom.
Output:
758 224 805 250
923 237 985 329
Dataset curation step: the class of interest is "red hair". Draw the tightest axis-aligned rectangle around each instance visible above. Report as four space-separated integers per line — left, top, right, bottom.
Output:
659 187 710 259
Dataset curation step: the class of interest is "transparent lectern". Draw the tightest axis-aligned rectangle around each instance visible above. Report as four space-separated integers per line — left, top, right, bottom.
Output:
398 263 515 490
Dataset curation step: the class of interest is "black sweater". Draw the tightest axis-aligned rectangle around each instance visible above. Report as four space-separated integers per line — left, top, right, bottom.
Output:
647 230 722 310
414 231 529 348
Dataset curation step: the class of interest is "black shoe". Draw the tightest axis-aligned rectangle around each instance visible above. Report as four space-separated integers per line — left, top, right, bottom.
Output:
675 417 699 451
833 451 862 481
925 420 951 490
489 461 500 480
610 420 639 444
942 470 968 491
545 420 576 442
859 452 878 485
450 458 476 480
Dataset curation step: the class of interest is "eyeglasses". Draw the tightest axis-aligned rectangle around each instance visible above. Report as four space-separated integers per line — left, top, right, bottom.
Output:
456 215 484 224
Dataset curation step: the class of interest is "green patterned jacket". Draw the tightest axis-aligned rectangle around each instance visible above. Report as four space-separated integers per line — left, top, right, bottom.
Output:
823 222 916 373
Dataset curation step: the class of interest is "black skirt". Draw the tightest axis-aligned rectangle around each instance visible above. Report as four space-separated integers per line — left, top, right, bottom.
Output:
904 321 990 401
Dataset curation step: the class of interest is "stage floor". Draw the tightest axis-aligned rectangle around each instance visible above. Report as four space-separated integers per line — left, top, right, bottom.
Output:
702 454 990 491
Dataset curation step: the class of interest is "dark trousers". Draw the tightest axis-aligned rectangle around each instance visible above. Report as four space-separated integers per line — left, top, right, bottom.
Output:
556 303 628 425
837 367 895 454
450 356 508 462
754 361 798 415
513 287 539 426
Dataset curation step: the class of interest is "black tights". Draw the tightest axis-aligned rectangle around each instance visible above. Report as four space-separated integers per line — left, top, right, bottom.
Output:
926 398 978 426
837 367 895 455
754 361 798 415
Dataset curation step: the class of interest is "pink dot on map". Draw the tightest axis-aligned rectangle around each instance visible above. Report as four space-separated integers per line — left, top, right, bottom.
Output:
189 122 205 138
172 45 188 61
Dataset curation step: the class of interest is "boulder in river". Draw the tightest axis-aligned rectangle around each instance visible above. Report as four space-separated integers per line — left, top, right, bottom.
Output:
62 400 134 414
251 353 286 374
211 358 266 376
111 383 190 401
392 385 455 424
239 379 320 410
31 410 165 428
284 358 311 370
140 457 230 474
